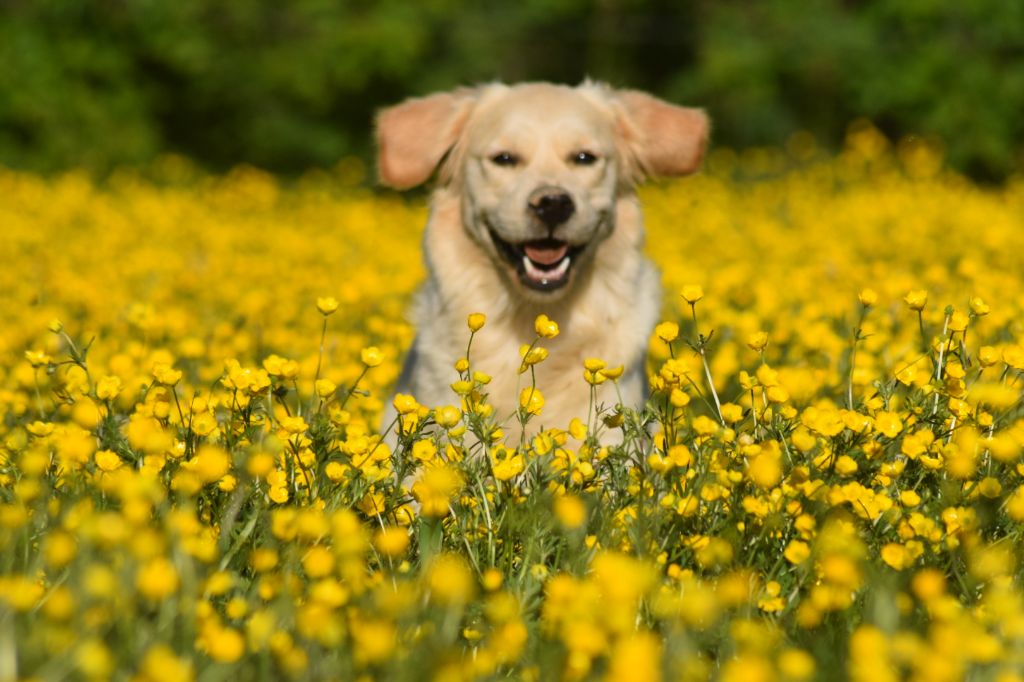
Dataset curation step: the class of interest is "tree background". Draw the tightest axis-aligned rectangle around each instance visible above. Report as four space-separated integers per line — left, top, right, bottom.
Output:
2 0 1022 180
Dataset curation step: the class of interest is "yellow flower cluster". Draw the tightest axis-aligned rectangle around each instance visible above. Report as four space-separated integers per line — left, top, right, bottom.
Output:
3 130 1024 680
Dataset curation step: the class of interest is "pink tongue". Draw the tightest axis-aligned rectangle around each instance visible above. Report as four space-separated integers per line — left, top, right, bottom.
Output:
523 243 568 265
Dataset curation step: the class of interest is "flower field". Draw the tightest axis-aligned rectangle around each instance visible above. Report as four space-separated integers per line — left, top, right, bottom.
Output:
4 128 1024 681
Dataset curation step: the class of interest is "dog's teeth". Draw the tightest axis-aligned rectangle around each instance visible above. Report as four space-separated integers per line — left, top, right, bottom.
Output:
552 256 570 277
523 254 571 284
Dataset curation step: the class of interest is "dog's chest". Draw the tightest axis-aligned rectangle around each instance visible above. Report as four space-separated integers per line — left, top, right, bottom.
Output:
452 314 636 431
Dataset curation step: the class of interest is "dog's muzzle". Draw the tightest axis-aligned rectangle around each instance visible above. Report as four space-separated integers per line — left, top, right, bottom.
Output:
488 228 584 293
486 187 596 293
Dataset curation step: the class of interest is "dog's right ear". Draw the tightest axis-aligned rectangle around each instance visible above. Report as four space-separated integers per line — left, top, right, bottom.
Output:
376 90 476 190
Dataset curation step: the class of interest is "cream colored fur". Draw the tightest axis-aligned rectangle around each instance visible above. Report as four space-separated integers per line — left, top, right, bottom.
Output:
376 81 708 438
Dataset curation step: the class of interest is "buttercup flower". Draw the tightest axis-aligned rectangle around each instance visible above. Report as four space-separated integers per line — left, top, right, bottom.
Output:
681 284 704 304
534 314 559 339
903 289 928 311
316 297 339 315
468 312 487 332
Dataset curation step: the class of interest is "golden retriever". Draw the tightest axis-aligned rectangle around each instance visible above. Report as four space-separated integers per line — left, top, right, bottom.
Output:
376 81 707 438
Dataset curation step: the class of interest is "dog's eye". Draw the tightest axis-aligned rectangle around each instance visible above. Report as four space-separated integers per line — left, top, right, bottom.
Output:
572 151 599 166
490 152 519 167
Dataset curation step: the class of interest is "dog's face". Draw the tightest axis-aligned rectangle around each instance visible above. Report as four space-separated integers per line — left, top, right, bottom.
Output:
376 82 708 299
461 85 621 294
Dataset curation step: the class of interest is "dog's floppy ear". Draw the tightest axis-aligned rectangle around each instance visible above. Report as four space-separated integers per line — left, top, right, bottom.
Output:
616 90 709 181
376 89 476 189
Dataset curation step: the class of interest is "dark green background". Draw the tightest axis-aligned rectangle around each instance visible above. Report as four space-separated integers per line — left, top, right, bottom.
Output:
3 0 1022 180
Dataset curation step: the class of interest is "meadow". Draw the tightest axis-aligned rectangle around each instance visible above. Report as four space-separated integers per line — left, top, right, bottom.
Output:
3 126 1024 681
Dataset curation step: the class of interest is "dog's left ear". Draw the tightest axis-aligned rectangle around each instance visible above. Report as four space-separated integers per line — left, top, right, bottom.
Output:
376 89 476 190
615 90 709 180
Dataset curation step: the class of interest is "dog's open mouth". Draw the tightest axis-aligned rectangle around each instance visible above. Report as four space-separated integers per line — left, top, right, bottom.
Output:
490 229 583 292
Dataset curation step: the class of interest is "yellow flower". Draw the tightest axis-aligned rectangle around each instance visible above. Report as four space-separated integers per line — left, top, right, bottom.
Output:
491 447 525 481
24 350 51 368
607 633 661 682
903 289 928 311
655 321 679 343
411 439 437 464
373 527 410 558
434 405 462 429
969 296 989 316
190 445 232 484
747 452 782 488
249 548 279 573
834 455 858 476
96 375 123 401
152 363 183 386
974 346 999 366
316 296 339 315
778 648 816 680
426 554 476 606
691 415 719 436
44 531 78 569
482 568 503 591
204 626 246 663
667 445 692 467
412 466 463 518
76 639 114 680
534 313 559 339
392 393 420 415
553 494 587 529
314 378 337 398
138 645 194 682
450 380 472 396
720 402 744 423
978 476 1002 498
784 540 811 564
910 568 946 601
568 418 587 440
94 449 123 472
352 619 397 665
858 288 878 306
873 411 903 438
1006 486 1024 521
681 284 704 304
881 543 910 570
519 387 545 415
262 354 300 378
137 557 180 600
520 345 549 370
947 310 970 332
603 365 624 379
360 346 383 367
302 546 336 578
900 490 921 507
746 330 769 351
467 312 487 332
670 388 691 407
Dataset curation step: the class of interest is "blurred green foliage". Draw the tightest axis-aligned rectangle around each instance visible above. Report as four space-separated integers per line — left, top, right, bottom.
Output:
2 0 1022 179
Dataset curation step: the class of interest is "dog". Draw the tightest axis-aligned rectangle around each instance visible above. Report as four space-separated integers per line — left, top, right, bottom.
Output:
376 81 708 439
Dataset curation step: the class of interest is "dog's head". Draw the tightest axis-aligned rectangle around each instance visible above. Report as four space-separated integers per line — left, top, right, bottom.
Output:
376 82 708 298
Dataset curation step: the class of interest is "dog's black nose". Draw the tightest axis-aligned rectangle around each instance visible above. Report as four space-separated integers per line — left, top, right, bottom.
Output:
529 190 575 227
